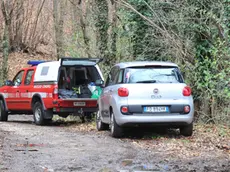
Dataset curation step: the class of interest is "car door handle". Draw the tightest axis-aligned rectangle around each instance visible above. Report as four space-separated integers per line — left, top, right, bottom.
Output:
26 90 28 92
109 89 113 92
16 90 19 92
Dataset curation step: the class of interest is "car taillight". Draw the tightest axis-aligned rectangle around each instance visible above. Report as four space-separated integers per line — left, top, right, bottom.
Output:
118 87 129 97
53 85 58 99
183 86 191 96
184 105 190 113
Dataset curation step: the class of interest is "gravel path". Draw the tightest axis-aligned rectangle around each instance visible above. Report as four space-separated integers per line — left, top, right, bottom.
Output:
0 115 229 172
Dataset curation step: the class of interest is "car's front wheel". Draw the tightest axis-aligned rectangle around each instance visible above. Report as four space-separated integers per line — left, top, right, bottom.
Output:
110 111 123 138
180 123 193 136
96 111 109 131
0 100 8 121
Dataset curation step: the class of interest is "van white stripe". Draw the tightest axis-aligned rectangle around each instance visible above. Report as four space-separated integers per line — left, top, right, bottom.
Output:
2 92 52 99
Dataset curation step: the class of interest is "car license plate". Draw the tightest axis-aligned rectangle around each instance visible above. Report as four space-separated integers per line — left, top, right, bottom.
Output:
73 102 86 106
143 106 169 113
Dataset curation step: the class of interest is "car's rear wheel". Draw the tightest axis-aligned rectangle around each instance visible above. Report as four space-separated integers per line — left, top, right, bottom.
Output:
110 111 123 138
0 100 8 121
96 111 109 131
180 123 193 136
33 101 45 125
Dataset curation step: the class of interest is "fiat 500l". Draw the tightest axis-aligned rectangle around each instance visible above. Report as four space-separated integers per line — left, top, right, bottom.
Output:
96 61 194 138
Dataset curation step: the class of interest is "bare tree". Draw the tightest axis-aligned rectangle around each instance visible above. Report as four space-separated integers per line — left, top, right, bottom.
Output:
1 0 10 81
53 0 65 60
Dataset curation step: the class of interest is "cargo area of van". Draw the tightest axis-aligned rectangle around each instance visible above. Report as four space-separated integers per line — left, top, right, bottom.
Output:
52 58 104 120
57 59 104 100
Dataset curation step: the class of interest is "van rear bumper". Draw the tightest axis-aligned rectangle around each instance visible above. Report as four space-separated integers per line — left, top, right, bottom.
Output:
53 107 98 113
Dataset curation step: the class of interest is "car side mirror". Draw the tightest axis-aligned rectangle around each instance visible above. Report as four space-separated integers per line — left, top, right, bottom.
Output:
95 79 104 86
5 80 13 86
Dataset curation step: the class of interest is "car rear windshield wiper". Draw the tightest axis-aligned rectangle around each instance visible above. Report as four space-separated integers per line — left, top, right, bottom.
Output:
136 80 157 83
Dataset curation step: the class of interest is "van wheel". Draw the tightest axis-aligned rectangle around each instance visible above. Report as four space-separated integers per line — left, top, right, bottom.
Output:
0 100 8 121
110 111 123 138
33 101 45 125
96 111 109 131
180 123 193 136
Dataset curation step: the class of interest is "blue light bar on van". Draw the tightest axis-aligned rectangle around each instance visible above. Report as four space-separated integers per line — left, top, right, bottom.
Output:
27 60 46 66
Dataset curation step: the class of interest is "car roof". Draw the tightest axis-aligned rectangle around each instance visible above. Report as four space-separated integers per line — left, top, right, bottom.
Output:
115 61 178 69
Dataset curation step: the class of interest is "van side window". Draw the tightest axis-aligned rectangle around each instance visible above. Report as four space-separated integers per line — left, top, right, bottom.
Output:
13 70 24 86
24 70 34 85
41 66 49 76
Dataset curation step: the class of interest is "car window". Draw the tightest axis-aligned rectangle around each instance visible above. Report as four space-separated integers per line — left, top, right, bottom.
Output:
105 73 112 87
41 66 49 76
13 70 25 86
105 67 119 87
124 67 183 83
24 70 34 85
115 69 124 84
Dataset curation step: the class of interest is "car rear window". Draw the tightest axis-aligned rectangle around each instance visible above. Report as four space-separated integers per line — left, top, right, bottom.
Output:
124 66 183 83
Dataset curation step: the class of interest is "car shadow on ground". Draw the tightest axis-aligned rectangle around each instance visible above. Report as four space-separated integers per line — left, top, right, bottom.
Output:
7 117 182 139
7 115 92 127
123 127 181 139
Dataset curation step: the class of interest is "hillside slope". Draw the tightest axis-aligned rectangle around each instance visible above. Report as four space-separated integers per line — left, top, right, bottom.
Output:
0 52 56 80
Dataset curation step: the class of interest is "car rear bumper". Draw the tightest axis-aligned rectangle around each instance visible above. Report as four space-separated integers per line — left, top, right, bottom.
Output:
113 104 194 126
116 114 193 127
52 99 98 113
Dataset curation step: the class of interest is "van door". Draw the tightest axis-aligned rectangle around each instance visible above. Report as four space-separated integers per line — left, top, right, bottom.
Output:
19 69 35 110
6 70 25 110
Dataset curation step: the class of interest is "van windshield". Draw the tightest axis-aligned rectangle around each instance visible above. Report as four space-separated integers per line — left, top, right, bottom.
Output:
124 66 183 83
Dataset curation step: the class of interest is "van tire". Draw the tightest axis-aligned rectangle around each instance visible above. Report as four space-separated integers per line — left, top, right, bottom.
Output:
33 101 45 125
180 123 193 136
110 111 123 138
96 111 109 131
0 100 8 121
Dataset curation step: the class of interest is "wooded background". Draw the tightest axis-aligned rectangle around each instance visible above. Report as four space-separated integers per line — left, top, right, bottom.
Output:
0 0 230 125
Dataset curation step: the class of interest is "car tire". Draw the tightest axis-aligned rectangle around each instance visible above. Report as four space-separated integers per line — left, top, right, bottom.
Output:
180 123 193 136
110 111 123 138
0 100 8 121
33 101 45 125
96 111 109 131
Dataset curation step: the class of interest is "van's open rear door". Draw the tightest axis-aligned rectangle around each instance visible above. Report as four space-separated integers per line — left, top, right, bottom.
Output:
60 58 103 66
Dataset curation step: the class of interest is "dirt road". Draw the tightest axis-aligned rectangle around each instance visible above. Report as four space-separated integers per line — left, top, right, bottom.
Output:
0 115 229 172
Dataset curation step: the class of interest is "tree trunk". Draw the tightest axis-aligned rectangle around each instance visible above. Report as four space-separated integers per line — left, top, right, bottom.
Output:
53 0 65 60
78 1 91 57
95 0 109 61
2 25 9 81
1 0 10 81
107 0 117 65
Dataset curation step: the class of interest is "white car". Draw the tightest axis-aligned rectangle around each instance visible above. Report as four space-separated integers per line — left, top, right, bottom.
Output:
96 61 194 138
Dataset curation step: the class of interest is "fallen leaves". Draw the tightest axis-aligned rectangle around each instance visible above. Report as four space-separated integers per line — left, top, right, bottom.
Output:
124 124 230 160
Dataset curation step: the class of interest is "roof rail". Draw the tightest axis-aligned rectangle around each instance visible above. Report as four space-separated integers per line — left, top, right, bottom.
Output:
27 60 46 66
